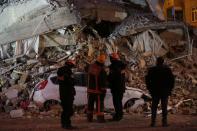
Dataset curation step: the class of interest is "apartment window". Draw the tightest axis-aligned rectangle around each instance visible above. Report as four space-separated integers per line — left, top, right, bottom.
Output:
192 7 197 22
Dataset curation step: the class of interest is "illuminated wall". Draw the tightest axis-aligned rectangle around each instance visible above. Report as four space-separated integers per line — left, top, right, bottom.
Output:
163 0 197 27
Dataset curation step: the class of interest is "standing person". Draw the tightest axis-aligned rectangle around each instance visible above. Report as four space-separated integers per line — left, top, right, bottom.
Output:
145 57 175 127
57 59 76 129
108 53 126 121
87 54 107 123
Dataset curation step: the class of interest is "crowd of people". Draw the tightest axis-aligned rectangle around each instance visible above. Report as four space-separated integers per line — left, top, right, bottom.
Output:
57 53 175 130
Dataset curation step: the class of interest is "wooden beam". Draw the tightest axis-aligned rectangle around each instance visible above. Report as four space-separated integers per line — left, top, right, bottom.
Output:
0 7 79 45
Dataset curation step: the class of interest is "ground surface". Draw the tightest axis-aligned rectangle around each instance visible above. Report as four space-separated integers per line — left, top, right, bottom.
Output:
0 114 197 131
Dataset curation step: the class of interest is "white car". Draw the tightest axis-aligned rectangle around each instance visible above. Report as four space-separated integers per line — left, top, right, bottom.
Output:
30 72 151 110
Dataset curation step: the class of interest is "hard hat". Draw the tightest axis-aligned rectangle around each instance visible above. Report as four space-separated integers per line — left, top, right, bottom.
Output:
110 53 120 60
97 54 106 63
65 59 76 66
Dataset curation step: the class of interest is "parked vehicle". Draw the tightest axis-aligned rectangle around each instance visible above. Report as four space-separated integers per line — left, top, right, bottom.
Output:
30 72 151 110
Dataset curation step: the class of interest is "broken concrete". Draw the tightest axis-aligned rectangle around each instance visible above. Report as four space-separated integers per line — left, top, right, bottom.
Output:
10 109 24 118
0 0 79 45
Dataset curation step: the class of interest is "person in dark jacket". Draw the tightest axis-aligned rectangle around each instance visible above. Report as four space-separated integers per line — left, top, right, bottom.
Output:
57 59 76 129
145 57 175 127
87 54 107 123
108 53 126 121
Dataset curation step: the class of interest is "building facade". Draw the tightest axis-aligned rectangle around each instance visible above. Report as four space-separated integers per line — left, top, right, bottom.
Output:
163 0 197 27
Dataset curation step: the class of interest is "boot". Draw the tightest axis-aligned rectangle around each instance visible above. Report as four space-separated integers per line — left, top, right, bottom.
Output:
162 118 168 127
97 115 105 123
87 113 93 122
150 113 156 127
150 122 155 127
150 119 156 127
112 114 122 121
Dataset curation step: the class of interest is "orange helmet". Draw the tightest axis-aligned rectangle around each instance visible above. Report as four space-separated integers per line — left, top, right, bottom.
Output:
97 54 106 63
110 53 120 60
65 59 76 66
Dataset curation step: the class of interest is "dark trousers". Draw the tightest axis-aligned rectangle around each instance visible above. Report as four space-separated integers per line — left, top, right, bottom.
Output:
112 91 124 119
61 99 74 127
87 93 105 122
151 96 168 124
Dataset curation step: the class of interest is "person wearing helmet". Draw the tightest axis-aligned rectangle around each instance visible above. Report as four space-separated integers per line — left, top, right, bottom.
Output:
57 59 76 129
108 53 127 121
87 54 107 123
145 57 175 127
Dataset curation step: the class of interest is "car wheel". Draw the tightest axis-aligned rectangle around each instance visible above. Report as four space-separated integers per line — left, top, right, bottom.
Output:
124 98 139 113
43 100 60 111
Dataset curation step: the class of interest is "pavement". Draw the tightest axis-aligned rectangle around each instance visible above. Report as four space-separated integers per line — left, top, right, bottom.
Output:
0 114 197 131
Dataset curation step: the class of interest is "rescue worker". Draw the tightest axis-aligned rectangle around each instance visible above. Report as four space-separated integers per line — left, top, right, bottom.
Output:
145 57 175 127
108 53 126 121
87 54 107 123
57 59 76 129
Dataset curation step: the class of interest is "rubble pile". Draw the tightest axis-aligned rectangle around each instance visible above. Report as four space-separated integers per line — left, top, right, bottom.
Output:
169 54 197 114
0 29 196 117
0 0 196 118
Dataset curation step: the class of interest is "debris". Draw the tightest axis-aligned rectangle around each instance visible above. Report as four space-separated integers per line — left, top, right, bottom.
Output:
146 0 165 20
139 58 146 68
0 63 22 75
147 106 172 117
132 30 168 57
18 72 29 84
10 109 24 118
5 88 18 99
0 0 79 45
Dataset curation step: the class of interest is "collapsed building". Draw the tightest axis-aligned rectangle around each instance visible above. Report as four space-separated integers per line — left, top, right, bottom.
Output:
0 0 196 118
